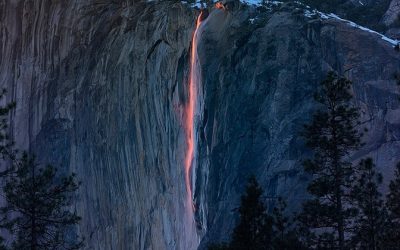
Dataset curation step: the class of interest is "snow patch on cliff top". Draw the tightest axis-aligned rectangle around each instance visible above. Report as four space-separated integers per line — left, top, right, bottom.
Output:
178 0 399 47
240 0 283 6
239 0 263 5
180 0 281 8
241 0 399 47
326 13 399 46
244 0 399 47
304 9 399 47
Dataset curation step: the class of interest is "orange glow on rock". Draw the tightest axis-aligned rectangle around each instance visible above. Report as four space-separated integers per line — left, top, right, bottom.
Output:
184 12 204 211
215 2 225 9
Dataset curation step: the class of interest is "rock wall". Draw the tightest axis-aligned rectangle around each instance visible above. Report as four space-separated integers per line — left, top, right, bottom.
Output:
1 0 400 249
384 0 400 25
0 0 200 249
194 4 400 247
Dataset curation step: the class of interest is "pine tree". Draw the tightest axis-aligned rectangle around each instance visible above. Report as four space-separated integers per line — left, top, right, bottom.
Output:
271 198 304 250
384 163 400 249
271 198 288 249
209 185 304 250
208 243 230 250
0 89 16 167
351 158 387 250
388 163 400 216
0 89 15 248
0 153 84 250
299 72 363 249
230 176 273 250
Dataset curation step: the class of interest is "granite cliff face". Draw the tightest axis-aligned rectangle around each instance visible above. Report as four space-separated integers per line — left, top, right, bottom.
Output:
384 0 400 25
384 0 400 38
1 1 400 249
194 3 400 247
1 1 199 249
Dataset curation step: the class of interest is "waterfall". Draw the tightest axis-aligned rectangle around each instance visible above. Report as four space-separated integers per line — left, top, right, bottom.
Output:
183 10 208 250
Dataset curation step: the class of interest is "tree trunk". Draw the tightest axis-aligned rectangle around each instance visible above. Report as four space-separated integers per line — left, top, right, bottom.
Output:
332 111 344 250
31 161 36 250
337 191 344 250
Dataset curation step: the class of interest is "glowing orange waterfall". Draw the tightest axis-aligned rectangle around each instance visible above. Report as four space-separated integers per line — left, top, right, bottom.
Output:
184 12 204 212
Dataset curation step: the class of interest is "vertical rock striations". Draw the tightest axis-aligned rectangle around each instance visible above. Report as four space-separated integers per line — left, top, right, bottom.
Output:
1 0 400 249
194 4 400 247
1 1 200 249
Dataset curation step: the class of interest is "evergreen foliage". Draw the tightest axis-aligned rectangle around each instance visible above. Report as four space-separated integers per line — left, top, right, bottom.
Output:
384 163 400 249
0 153 84 250
0 89 15 246
207 71 400 250
270 198 305 250
209 178 304 250
351 158 387 250
299 72 363 249
0 89 15 165
0 89 83 249
208 243 230 250
229 176 273 250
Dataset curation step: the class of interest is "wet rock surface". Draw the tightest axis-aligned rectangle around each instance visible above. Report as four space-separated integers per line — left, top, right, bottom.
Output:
1 1 199 249
1 1 400 249
195 5 400 247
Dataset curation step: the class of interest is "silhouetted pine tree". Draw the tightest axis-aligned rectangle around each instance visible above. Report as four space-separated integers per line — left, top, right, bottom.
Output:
0 153 84 250
271 198 305 250
230 176 273 250
384 163 400 249
0 89 15 248
271 198 289 249
0 89 16 167
208 243 230 250
209 187 304 250
351 158 387 250
299 72 362 250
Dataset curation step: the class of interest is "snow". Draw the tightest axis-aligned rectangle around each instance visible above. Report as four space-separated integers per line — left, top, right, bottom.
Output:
177 0 399 47
300 3 399 47
180 0 281 8
317 13 399 46
180 0 204 8
240 0 399 47
240 0 263 5
240 0 283 6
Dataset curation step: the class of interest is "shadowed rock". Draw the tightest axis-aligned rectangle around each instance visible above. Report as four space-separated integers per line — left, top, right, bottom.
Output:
1 1 399 249
194 5 400 248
